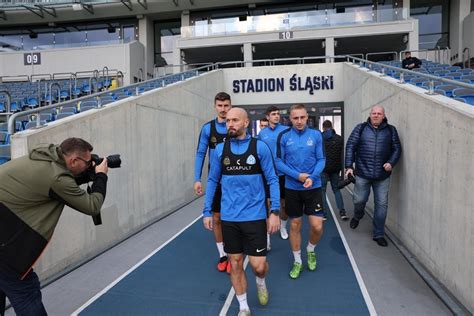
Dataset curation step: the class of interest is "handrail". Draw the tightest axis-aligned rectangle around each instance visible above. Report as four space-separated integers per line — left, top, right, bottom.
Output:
462 48 471 69
37 78 47 106
6 63 214 134
102 66 109 80
52 72 75 80
88 77 99 95
347 55 474 91
0 75 30 83
48 83 61 106
116 71 124 87
366 51 397 61
31 74 52 81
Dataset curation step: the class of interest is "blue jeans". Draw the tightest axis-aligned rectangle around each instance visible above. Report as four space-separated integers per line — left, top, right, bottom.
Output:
0 269 47 316
353 176 391 238
321 172 345 216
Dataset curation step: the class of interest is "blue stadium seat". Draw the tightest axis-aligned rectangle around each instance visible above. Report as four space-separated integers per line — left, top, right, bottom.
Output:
435 85 459 97
60 90 70 100
25 120 47 130
79 100 98 111
56 112 75 120
80 105 98 112
461 75 474 83
409 78 425 86
99 96 115 105
26 96 39 108
452 88 474 105
0 103 5 113
0 144 11 165
59 103 79 113
454 97 467 103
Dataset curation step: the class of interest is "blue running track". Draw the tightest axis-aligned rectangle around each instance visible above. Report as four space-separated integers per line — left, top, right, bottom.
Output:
76 209 371 315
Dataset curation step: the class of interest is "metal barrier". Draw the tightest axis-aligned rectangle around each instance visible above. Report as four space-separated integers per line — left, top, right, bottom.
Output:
0 75 30 83
346 55 474 93
4 55 473 135
4 63 213 135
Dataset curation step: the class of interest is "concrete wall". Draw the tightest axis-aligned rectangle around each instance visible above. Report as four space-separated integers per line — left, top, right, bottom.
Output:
343 62 474 312
0 41 145 85
9 70 222 280
449 0 471 63
462 12 474 62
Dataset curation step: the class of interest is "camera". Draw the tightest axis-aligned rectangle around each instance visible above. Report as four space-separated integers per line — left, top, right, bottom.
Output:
91 154 122 168
337 174 356 189
90 154 121 226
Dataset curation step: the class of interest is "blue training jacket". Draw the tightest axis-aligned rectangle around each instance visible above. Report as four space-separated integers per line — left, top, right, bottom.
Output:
257 123 289 176
194 119 227 182
276 126 326 190
203 135 280 222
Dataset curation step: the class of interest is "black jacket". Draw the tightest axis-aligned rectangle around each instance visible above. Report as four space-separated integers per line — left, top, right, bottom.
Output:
322 129 343 174
402 57 422 69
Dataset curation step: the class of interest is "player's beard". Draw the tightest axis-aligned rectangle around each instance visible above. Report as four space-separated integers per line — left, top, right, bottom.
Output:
228 128 242 138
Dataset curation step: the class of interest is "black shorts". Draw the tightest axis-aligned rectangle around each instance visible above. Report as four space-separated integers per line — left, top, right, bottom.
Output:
211 184 222 213
264 176 286 200
222 220 267 256
285 188 324 218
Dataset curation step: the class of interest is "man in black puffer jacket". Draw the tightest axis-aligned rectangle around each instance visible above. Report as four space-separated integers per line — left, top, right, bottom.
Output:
345 106 402 247
321 120 347 221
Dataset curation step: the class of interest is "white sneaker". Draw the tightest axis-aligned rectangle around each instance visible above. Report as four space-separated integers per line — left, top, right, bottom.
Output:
280 227 289 240
238 309 251 316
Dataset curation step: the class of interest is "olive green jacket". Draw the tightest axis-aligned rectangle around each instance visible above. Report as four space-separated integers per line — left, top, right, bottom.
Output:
0 144 107 279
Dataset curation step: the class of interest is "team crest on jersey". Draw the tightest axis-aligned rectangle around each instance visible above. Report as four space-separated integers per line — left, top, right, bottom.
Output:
306 138 314 146
210 136 217 144
246 155 256 165
223 157 231 166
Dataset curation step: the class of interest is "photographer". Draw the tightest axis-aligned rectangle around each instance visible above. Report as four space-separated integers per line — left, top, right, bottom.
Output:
345 106 401 247
0 137 108 315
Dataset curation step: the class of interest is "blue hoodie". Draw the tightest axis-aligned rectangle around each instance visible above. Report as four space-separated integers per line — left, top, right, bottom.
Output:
276 126 326 190
257 123 289 176
194 119 227 182
203 135 280 222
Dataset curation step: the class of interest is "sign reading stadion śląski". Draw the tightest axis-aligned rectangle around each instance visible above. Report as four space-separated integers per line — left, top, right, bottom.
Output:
232 74 334 95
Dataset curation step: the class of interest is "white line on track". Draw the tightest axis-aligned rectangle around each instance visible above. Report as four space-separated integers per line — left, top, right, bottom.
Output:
326 196 377 316
219 256 249 316
71 214 203 316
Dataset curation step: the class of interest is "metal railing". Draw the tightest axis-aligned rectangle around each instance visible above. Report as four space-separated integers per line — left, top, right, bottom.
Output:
347 55 474 93
399 48 451 64
3 55 473 135
3 64 212 135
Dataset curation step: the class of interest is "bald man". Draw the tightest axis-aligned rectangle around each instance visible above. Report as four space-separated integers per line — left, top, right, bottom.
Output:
203 108 280 315
345 105 402 247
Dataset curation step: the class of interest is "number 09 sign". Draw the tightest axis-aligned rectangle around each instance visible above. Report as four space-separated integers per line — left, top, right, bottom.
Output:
24 52 41 65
